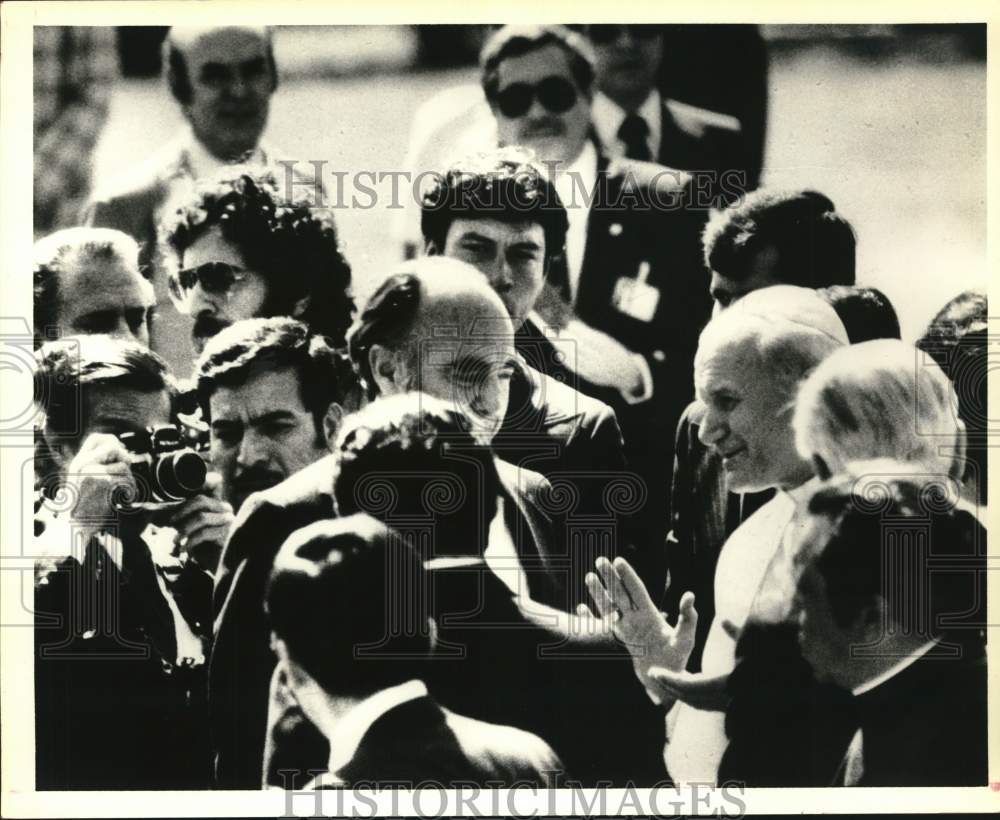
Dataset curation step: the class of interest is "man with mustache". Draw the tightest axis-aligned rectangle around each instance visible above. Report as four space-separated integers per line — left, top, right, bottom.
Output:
85 28 320 377
161 166 354 361
480 25 715 573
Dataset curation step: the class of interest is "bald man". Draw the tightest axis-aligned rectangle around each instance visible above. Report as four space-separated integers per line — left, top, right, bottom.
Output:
209 258 562 788
84 26 313 378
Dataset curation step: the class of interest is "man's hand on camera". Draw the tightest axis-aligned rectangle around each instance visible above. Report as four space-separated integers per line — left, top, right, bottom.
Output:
165 471 234 573
66 433 138 539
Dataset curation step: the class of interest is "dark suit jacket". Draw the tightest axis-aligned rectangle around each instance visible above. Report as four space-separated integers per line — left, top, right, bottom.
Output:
209 454 561 789
847 635 988 787
305 695 562 788
658 97 748 200
34 532 213 789
267 556 667 789
496 359 642 608
539 155 715 578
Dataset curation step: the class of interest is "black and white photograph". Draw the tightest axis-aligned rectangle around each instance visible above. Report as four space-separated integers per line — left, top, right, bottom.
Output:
1 2 996 816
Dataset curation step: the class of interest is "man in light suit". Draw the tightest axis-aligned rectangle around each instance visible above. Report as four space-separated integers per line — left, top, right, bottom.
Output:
84 27 319 376
480 25 716 573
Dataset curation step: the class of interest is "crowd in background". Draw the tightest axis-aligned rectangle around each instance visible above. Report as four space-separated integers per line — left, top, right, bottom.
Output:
31 24 988 791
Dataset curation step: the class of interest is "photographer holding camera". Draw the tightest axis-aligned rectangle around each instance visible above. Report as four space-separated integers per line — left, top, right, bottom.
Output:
33 334 229 789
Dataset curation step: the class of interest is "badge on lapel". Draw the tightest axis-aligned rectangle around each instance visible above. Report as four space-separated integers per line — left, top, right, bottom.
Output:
612 260 659 322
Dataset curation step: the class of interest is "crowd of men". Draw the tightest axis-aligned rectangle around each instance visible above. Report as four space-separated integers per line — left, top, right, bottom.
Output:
31 24 988 791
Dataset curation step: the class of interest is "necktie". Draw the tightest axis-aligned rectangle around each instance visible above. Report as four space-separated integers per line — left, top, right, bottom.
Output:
618 113 652 162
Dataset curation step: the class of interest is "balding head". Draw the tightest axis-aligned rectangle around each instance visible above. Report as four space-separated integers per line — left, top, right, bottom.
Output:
165 26 276 160
349 257 517 443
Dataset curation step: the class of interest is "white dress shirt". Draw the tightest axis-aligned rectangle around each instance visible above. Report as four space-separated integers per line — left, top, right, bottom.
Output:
592 89 663 161
550 139 598 304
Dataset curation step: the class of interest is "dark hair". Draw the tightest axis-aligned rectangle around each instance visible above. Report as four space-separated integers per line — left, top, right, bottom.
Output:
916 290 988 504
480 25 596 101
347 273 422 400
165 27 278 105
420 148 569 268
266 513 431 697
33 228 150 349
162 167 355 346
703 189 856 288
34 335 177 493
801 474 984 633
816 286 901 344
195 318 355 442
333 393 501 557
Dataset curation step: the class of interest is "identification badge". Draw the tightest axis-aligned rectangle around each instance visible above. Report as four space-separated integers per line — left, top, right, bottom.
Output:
612 261 659 322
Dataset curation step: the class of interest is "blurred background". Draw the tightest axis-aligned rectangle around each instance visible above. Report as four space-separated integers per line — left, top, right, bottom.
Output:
93 24 986 340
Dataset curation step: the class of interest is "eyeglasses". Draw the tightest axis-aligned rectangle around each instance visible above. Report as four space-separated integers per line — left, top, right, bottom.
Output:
168 262 249 310
588 25 662 45
495 76 578 119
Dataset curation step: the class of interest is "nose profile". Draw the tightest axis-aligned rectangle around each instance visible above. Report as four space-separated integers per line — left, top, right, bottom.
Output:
697 404 727 448
236 428 267 470
189 283 219 318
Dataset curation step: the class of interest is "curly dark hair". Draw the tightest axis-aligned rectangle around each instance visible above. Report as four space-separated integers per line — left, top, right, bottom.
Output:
195 317 357 444
420 147 569 267
161 166 355 346
703 189 856 288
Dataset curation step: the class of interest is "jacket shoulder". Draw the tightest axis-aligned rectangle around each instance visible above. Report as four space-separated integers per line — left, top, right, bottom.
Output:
664 97 743 138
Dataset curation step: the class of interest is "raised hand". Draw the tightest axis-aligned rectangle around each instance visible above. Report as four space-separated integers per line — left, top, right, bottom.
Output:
577 556 698 704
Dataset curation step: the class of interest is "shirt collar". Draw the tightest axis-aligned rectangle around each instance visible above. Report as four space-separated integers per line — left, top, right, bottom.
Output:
592 89 661 158
183 127 266 180
327 679 428 776
852 640 939 695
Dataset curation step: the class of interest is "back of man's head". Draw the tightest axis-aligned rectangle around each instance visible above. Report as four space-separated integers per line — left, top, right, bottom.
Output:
333 392 501 557
816 286 900 344
916 290 987 504
266 513 431 699
420 147 569 268
703 189 856 289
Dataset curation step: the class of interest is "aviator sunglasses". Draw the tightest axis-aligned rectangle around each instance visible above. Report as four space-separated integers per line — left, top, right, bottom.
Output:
495 75 579 119
168 262 249 308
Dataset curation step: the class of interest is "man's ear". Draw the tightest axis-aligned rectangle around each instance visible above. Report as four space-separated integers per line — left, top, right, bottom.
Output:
322 402 344 452
369 344 404 396
951 418 968 484
857 596 886 642
424 239 441 257
290 294 311 319
427 616 438 654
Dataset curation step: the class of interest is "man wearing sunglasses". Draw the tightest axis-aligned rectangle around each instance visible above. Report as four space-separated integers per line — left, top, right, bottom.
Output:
85 27 317 378
587 25 747 186
480 25 714 567
162 167 354 359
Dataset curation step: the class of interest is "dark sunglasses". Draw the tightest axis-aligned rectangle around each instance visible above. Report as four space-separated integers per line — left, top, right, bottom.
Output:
168 262 248 304
588 25 662 45
495 76 578 119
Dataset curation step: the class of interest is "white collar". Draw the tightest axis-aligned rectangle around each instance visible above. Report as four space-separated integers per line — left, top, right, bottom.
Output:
852 640 939 696
182 127 266 180
592 89 662 159
326 679 429 776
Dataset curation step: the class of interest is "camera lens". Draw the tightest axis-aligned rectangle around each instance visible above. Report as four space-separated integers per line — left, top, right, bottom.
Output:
154 451 208 501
